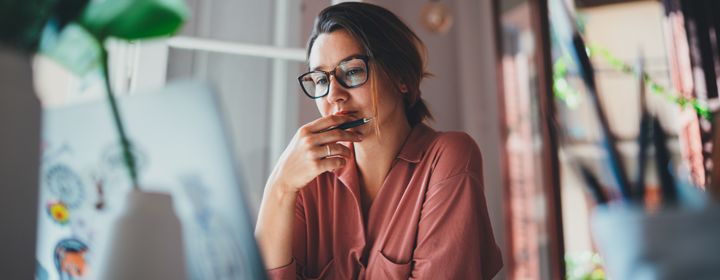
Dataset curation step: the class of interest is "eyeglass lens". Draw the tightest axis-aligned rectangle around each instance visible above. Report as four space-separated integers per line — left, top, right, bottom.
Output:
300 58 367 98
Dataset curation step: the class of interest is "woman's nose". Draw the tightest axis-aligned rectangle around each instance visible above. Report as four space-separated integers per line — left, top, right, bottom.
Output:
326 76 348 104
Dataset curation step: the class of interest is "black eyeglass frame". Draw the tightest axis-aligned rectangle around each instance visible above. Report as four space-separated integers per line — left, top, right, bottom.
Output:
297 55 370 99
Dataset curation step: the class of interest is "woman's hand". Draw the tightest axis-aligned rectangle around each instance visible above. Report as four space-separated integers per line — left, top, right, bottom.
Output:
256 114 364 270
267 114 364 194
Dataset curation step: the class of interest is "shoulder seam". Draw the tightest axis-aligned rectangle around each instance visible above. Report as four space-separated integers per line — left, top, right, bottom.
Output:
429 171 481 189
428 131 475 180
462 133 473 174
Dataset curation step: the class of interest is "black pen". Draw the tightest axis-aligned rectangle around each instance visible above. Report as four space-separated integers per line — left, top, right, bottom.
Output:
318 117 374 133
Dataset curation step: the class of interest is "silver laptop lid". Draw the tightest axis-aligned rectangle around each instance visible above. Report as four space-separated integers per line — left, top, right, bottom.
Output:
36 80 266 280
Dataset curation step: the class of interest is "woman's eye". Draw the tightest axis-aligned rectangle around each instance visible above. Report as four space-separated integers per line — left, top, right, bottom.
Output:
347 68 365 76
315 77 328 85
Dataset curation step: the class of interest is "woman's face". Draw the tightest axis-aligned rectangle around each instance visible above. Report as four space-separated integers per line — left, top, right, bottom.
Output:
308 29 407 137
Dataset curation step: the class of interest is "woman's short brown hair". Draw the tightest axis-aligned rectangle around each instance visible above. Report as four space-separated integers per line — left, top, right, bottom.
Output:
307 2 434 128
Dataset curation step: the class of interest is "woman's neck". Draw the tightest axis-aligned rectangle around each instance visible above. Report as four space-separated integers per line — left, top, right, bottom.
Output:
355 121 411 178
353 117 412 215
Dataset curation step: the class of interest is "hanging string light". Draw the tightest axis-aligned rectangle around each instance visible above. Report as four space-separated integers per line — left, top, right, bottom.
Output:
553 43 711 120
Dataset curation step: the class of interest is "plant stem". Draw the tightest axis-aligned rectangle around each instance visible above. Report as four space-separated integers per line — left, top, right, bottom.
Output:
101 47 139 190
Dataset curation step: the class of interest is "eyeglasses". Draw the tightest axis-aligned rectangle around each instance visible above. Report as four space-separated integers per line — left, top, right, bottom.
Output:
297 56 370 99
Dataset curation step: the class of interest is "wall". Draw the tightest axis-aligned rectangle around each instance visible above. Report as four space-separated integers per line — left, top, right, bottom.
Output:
166 0 304 221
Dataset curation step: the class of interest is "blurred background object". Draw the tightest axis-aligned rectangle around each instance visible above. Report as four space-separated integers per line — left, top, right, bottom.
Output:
0 0 53 51
0 0 67 278
0 46 42 280
100 192 188 280
494 0 720 279
419 0 454 34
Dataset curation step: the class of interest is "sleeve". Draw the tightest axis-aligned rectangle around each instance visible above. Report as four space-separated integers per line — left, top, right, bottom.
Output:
266 191 307 280
409 137 503 279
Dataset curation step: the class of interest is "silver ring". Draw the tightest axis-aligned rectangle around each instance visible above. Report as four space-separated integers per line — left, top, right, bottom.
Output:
327 145 331 157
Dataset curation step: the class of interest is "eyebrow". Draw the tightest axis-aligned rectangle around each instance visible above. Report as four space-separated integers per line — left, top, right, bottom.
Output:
310 53 365 71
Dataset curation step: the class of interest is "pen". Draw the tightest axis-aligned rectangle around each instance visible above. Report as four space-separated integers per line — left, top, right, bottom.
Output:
318 117 374 133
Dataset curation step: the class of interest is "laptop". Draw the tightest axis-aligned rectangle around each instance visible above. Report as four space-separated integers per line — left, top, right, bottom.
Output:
36 80 266 280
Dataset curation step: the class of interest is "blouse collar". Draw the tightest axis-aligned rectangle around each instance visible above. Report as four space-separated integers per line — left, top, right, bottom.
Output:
332 122 437 184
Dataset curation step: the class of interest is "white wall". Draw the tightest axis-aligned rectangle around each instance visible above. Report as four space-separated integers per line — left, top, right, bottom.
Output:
166 0 305 222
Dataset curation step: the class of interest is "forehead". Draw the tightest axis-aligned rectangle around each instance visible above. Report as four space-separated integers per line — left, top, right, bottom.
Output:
308 29 365 71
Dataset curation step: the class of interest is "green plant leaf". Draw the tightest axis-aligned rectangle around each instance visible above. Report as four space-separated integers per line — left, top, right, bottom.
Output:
78 0 190 40
0 0 54 52
39 22 102 76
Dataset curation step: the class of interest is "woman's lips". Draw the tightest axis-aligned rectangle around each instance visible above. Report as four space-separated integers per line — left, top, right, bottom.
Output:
334 110 359 120
335 110 358 115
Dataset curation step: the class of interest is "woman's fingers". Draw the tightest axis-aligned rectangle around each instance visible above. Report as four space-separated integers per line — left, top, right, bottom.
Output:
305 114 353 132
268 115 362 193
311 128 363 145
309 144 350 174
315 143 352 159
300 115 364 145
318 157 346 171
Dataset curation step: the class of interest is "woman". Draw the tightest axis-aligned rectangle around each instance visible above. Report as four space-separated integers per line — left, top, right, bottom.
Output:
255 3 502 279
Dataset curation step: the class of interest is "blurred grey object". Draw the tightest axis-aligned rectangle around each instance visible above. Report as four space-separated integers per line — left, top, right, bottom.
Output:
592 205 720 280
0 46 42 278
101 191 187 280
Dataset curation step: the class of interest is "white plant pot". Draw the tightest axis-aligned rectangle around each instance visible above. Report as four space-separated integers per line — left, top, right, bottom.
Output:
101 191 188 280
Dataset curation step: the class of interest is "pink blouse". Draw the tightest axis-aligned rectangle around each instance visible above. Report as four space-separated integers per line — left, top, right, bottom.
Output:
267 123 503 279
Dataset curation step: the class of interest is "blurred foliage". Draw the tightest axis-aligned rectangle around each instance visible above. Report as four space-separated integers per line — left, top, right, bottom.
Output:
0 0 188 55
39 22 102 76
565 251 607 280
553 43 711 121
587 44 711 120
78 0 189 40
1 0 190 190
553 54 582 109
38 0 190 77
0 0 54 51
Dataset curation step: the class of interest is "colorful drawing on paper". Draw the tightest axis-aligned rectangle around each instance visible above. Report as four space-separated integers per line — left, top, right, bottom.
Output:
54 239 91 280
91 174 105 210
181 175 245 280
46 200 70 225
44 164 85 209
41 142 72 163
101 143 147 174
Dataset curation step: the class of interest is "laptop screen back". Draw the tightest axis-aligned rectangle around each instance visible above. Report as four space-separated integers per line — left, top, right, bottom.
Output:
36 81 265 280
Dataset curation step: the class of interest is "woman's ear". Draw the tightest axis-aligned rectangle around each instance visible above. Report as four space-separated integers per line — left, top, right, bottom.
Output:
398 80 409 93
